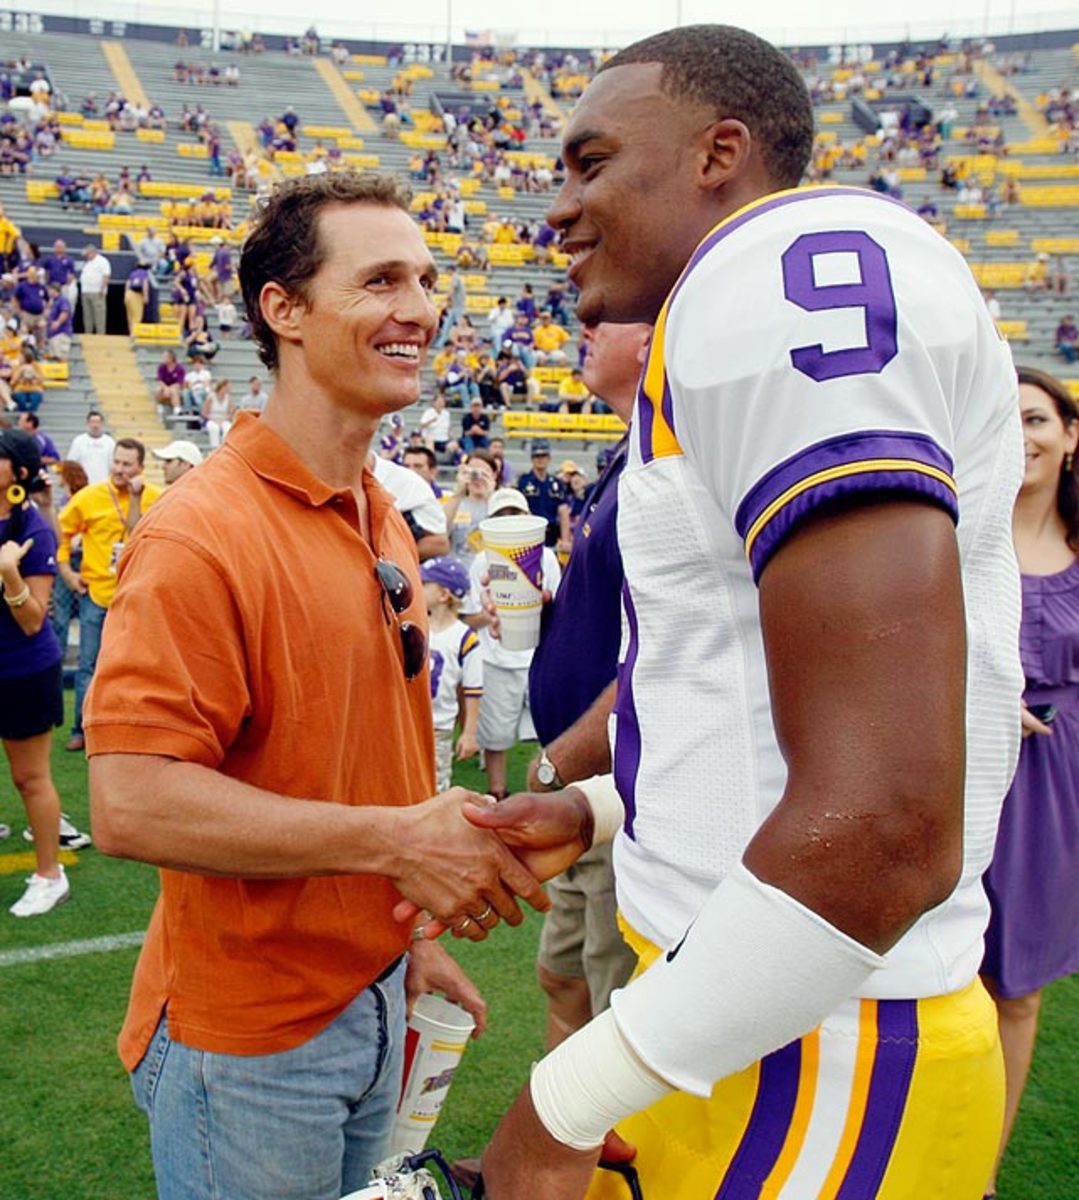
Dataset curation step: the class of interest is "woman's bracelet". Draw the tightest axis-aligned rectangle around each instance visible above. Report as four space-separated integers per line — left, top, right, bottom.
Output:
3 584 31 608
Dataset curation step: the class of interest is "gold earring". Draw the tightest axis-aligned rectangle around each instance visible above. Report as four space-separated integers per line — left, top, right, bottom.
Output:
1066 453 1075 474
6 483 26 506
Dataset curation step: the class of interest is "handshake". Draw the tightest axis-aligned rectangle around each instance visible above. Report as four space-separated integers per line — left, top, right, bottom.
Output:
390 781 611 943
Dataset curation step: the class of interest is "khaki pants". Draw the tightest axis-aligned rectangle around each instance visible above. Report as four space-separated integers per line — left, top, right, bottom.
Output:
124 291 145 334
81 292 106 334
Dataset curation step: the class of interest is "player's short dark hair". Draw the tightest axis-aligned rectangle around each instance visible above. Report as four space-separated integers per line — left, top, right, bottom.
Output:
404 445 437 469
115 436 146 465
600 24 814 189
1018 365 1079 549
240 172 413 371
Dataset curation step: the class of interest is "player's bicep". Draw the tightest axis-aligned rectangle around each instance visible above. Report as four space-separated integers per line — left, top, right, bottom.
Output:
749 497 966 950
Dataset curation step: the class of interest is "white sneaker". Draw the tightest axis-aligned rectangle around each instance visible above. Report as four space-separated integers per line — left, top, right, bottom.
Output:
22 813 91 851
10 866 70 917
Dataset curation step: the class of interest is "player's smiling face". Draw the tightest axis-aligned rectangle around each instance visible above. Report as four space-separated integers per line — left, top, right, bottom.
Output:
548 63 722 326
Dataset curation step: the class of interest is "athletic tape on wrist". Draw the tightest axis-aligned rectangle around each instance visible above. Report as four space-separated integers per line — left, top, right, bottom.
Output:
611 862 886 1097
530 1008 671 1150
571 774 624 845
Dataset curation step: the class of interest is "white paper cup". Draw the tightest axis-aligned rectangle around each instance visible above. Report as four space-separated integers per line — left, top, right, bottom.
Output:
389 993 476 1156
479 513 548 651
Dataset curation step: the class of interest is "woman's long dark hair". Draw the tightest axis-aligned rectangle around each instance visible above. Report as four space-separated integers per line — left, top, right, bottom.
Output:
1019 365 1079 550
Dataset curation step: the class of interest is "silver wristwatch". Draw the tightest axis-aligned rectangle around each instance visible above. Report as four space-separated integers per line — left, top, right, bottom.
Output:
536 748 564 790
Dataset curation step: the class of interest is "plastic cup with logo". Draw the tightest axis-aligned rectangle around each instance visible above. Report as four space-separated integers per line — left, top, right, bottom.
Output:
388 993 476 1156
479 512 548 651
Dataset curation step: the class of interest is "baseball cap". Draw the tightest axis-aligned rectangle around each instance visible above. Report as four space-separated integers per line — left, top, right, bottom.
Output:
488 487 530 516
531 439 551 456
152 440 204 467
420 554 470 598
560 459 580 474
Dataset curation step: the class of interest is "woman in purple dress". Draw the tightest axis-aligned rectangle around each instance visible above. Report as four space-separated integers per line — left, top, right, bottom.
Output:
981 365 1079 1198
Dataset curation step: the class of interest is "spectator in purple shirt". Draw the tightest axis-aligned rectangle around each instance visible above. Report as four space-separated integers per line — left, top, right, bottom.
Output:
14 266 47 340
42 240 76 297
502 313 536 372
154 349 186 415
1057 314 1078 364
45 284 73 361
17 411 60 464
208 237 234 304
515 282 537 321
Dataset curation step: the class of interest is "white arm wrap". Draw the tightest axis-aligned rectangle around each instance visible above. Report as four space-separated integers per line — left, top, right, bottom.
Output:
530 1008 671 1150
611 862 886 1097
570 773 624 846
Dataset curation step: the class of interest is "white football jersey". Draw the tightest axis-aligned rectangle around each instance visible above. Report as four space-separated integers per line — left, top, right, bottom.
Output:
612 185 1023 999
428 620 483 732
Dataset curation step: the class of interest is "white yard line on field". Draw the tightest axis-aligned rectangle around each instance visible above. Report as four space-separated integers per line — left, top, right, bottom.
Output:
0 930 146 968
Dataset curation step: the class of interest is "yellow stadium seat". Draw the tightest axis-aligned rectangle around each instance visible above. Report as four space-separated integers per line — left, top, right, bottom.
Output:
996 319 1029 342
819 112 843 124
26 180 58 202
55 111 84 125
341 70 365 81
985 230 1020 247
177 142 209 158
351 53 388 65
133 322 181 344
1031 238 1079 255
1020 186 1079 207
335 136 366 150
41 361 69 388
136 128 166 143
303 125 353 139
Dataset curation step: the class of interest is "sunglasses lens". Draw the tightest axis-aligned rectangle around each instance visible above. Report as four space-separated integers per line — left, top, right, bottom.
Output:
399 622 427 681
376 559 413 613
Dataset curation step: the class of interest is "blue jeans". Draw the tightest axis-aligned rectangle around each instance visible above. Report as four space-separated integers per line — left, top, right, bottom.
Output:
73 592 107 735
130 959 406 1200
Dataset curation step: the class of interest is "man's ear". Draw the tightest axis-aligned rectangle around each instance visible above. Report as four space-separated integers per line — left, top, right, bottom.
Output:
259 281 305 350
699 118 755 193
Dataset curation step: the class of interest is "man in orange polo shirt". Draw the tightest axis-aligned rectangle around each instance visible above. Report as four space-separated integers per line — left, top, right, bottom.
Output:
85 173 551 1200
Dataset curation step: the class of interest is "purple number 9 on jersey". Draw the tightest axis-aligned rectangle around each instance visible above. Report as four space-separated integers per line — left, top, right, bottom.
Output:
780 230 898 382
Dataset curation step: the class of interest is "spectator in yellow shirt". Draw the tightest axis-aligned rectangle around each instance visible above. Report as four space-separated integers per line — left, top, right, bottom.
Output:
534 311 571 365
558 368 592 415
57 437 162 750
0 205 21 269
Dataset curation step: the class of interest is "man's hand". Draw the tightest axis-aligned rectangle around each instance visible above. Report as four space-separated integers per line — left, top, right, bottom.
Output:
128 474 145 496
390 788 551 942
481 1084 601 1200
60 563 88 594
1020 701 1054 739
405 938 487 1036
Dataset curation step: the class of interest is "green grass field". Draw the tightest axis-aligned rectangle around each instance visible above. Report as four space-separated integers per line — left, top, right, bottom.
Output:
1 705 1076 1199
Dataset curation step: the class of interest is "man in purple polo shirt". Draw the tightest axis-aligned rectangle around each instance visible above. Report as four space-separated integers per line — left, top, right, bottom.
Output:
45 284 74 361
14 265 48 340
208 236 234 305
17 411 61 465
42 240 77 308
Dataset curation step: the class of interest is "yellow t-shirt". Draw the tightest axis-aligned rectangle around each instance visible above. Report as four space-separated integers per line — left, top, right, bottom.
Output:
58 479 162 607
535 323 570 353
0 216 20 257
558 377 590 402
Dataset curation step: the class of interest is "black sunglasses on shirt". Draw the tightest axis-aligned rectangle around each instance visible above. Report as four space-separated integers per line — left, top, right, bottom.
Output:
375 559 427 681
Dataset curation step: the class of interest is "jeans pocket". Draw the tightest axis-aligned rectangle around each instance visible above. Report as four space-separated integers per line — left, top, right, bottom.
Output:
131 1015 172 1116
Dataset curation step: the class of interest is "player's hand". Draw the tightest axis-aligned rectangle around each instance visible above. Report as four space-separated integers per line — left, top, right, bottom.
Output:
128 474 145 496
455 730 479 761
390 787 550 942
1020 702 1053 738
463 788 593 882
405 937 487 1037
481 1083 600 1200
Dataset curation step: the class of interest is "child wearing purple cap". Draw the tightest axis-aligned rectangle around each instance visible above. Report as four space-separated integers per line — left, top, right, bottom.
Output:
420 555 482 790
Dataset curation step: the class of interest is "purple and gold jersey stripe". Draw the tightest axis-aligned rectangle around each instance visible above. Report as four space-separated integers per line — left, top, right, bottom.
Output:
734 431 958 583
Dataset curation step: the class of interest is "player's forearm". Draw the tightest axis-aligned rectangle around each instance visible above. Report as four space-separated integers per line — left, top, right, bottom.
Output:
461 694 480 741
530 680 616 788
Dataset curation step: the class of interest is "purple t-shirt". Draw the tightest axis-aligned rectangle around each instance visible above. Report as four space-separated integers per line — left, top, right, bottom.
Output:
48 295 73 336
0 505 61 679
14 280 47 316
157 361 185 387
211 247 233 280
42 253 76 286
